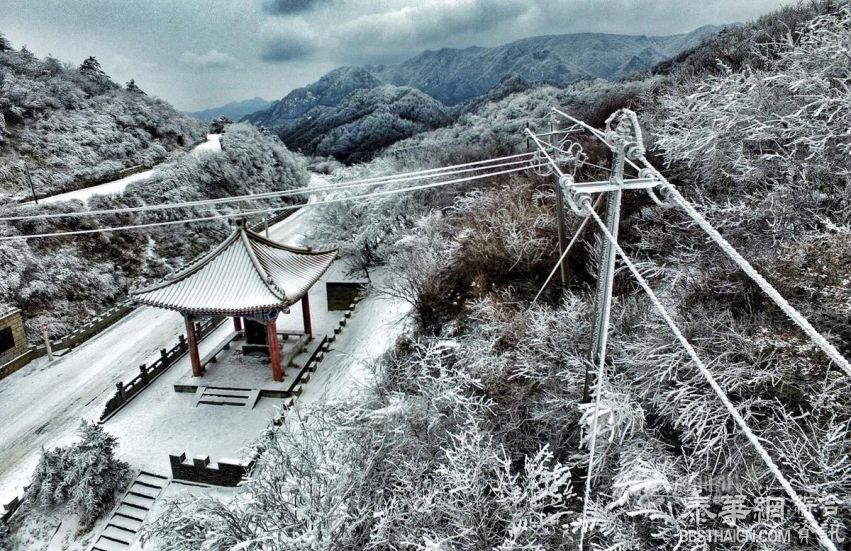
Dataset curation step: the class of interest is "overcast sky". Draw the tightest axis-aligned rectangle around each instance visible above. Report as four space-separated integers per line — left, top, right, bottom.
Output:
2 0 790 111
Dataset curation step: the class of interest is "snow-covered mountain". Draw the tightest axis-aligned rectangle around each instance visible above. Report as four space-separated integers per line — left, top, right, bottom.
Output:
185 97 271 122
275 85 450 163
243 67 381 127
367 25 719 105
246 25 720 130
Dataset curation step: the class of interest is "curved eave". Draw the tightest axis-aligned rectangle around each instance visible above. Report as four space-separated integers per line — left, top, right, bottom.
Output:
128 225 338 316
130 297 290 317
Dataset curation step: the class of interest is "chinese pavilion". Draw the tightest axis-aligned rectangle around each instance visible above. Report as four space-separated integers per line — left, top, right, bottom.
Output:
131 220 337 382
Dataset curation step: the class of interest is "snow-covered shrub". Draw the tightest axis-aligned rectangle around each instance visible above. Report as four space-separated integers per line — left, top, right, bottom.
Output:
25 421 129 529
0 519 9 548
655 6 851 188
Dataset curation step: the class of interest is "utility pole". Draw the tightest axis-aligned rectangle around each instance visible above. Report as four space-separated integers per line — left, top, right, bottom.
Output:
584 121 627 402
534 110 643 403
42 322 53 361
24 162 37 204
529 110 654 403
550 119 569 286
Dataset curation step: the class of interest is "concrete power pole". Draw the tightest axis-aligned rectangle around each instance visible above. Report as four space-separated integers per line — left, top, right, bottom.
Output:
584 115 630 402
550 119 569 286
42 322 54 361
529 109 650 403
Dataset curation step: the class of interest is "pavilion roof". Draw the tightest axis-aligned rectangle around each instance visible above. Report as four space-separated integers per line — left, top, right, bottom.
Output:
130 224 337 316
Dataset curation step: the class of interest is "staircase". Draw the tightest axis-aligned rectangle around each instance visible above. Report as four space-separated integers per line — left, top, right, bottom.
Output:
193 386 260 408
90 471 168 551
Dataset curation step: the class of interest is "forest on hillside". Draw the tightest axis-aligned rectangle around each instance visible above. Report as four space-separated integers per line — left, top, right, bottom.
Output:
147 2 850 549
0 123 308 340
0 37 204 200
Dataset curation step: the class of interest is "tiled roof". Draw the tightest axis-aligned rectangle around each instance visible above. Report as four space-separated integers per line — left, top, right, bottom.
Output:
131 224 336 316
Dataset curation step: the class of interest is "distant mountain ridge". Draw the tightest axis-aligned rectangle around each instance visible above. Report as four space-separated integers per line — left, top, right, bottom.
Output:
275 84 450 163
186 97 271 122
364 28 713 105
246 25 720 130
243 25 720 161
243 67 381 127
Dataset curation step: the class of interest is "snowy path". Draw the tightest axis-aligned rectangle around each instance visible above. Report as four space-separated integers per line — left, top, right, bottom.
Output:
300 272 411 405
0 176 319 505
36 134 222 205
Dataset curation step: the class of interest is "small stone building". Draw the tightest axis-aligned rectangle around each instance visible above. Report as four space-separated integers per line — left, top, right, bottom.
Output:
0 306 27 366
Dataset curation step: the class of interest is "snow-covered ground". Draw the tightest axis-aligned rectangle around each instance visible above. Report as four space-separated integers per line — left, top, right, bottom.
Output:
36 134 221 205
300 270 411 405
0 307 185 505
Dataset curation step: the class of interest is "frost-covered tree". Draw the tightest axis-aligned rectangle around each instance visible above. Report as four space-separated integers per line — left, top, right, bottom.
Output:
78 55 106 80
125 78 145 94
25 421 130 528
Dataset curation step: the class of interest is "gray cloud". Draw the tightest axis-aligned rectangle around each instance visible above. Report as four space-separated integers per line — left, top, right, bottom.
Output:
260 18 317 61
259 0 536 63
262 0 334 15
334 0 532 57
180 49 237 69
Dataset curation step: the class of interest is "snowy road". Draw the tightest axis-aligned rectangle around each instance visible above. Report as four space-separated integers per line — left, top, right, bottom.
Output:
36 134 221 205
0 174 321 505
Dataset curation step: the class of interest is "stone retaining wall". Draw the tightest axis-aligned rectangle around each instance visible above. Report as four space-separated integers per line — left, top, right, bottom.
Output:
0 302 135 383
326 281 367 310
168 453 253 487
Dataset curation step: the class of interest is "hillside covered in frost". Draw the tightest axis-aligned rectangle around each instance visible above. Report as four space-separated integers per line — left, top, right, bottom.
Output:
0 36 205 201
148 2 851 549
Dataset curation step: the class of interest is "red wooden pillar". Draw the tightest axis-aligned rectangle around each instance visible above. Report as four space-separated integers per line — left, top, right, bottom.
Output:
301 293 312 338
267 318 283 382
184 315 203 377
233 316 242 332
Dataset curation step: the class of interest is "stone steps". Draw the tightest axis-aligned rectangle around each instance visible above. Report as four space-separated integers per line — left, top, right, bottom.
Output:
90 471 168 551
192 386 261 408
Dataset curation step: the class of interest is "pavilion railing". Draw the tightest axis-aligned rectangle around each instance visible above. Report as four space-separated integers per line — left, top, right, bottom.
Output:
100 317 223 422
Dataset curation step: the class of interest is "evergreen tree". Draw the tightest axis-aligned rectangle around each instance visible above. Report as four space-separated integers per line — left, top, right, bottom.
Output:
25 421 130 528
79 55 108 81
0 32 11 52
126 78 145 95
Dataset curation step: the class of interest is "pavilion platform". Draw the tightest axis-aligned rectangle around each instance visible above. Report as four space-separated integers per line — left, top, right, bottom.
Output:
173 329 326 399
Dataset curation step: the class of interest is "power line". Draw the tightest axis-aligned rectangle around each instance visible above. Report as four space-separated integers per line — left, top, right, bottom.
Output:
0 153 535 222
581 198 839 551
661 179 851 380
0 161 545 241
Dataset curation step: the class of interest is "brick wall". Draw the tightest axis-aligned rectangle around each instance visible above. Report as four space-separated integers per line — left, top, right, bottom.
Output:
0 309 27 365
326 281 367 311
169 453 253 486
